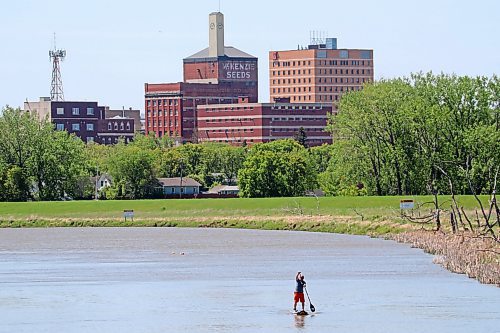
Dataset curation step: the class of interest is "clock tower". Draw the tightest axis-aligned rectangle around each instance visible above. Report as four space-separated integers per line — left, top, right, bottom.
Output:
209 12 225 58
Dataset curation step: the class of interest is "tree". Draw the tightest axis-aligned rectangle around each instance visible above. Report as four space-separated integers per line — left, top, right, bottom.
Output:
218 145 246 185
0 107 37 200
294 127 308 148
324 73 500 196
238 139 315 197
0 107 87 201
104 144 159 199
29 125 87 200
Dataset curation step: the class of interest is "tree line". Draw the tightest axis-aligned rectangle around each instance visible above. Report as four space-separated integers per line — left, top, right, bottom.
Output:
0 73 497 201
0 107 328 201
323 72 500 196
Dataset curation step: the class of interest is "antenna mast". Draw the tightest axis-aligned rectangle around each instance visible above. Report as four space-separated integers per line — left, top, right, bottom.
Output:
49 33 66 101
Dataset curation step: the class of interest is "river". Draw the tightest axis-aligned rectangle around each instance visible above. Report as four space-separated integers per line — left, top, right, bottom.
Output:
0 228 498 332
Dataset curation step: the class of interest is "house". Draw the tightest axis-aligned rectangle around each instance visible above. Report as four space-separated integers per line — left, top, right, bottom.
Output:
157 177 201 196
208 185 240 196
90 173 113 192
97 174 113 191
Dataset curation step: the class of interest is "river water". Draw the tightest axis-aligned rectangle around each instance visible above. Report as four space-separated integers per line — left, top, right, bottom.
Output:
0 228 498 333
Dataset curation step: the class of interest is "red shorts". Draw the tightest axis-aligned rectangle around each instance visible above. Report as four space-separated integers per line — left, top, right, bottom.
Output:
294 292 305 303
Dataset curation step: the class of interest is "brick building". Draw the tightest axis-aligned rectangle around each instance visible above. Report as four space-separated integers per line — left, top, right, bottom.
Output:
269 38 373 106
144 12 258 142
197 97 332 146
103 107 142 133
24 97 134 144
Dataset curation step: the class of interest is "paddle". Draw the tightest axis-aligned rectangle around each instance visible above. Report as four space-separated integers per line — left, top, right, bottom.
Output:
304 286 315 312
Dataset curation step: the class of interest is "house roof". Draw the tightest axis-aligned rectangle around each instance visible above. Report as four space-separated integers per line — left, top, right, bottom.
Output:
157 177 201 187
208 185 239 193
207 185 225 194
184 46 256 60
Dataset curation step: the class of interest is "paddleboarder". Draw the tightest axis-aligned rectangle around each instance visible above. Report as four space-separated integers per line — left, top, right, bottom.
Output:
293 271 306 312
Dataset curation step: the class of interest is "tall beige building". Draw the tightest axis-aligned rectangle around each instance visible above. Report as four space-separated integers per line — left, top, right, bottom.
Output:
269 38 373 107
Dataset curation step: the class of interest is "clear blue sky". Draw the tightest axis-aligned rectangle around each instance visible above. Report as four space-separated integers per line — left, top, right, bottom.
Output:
1 0 498 111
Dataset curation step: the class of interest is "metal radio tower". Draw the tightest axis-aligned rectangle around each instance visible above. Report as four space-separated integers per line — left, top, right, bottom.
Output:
49 34 66 101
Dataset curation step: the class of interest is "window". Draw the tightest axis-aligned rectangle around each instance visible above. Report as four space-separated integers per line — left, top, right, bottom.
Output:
114 122 118 130
87 123 94 131
56 123 64 131
86 137 94 143
108 123 112 130
120 122 124 130
56 107 64 115
126 122 131 130
72 123 80 131
171 187 175 194
72 107 80 115
86 107 94 115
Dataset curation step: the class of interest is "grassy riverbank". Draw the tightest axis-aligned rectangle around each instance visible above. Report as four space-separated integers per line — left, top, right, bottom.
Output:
0 195 489 225
0 195 490 233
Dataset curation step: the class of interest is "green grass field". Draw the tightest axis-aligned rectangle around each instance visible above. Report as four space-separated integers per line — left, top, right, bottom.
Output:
0 195 489 220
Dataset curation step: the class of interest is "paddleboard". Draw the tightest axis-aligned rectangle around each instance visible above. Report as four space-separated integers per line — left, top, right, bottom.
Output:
294 310 309 316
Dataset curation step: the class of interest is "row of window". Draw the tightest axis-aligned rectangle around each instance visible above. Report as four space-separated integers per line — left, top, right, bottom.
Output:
271 117 325 121
204 114 326 123
270 128 324 133
147 110 179 117
205 128 255 133
166 187 198 194
100 136 132 144
271 68 371 77
206 138 255 143
156 131 180 137
204 107 255 112
147 99 179 107
205 118 254 123
107 122 131 131
57 123 94 131
56 122 131 132
272 76 369 86
272 60 371 68
273 85 361 94
150 120 178 127
56 107 95 116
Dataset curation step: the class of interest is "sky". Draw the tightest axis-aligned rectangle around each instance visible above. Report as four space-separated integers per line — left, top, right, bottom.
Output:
1 0 499 112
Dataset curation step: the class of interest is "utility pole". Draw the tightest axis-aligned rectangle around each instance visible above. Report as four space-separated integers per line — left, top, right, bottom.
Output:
179 160 183 199
95 166 99 200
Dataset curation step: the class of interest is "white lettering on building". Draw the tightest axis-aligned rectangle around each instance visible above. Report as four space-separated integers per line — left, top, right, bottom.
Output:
222 61 256 80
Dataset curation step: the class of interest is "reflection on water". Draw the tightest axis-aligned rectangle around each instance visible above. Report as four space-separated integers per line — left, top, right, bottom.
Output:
294 314 306 329
0 227 499 333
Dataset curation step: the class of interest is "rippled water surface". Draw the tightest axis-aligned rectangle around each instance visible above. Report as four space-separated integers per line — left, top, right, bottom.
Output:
0 228 498 333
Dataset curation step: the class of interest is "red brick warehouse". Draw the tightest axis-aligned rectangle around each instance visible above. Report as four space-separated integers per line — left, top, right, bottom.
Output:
144 12 258 143
197 96 333 146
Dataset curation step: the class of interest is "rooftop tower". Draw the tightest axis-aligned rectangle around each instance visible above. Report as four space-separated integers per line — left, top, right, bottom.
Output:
49 33 66 101
209 12 225 57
